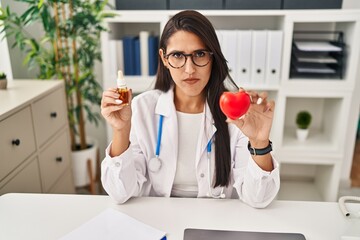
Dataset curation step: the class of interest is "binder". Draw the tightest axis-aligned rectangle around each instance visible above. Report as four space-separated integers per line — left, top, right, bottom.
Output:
115 40 124 73
139 31 149 76
215 30 223 52
122 36 137 75
219 30 237 79
251 30 267 84
219 30 237 80
236 30 252 85
134 37 141 75
266 30 283 85
148 35 159 76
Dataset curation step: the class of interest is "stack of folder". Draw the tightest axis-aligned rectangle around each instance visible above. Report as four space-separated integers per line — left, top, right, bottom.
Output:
290 31 345 79
117 31 159 76
216 29 283 86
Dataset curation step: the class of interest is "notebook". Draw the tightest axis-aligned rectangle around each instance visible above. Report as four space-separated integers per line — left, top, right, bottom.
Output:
184 228 306 240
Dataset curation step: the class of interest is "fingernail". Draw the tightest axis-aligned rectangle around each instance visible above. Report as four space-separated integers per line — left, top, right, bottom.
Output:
257 98 263 104
115 99 123 104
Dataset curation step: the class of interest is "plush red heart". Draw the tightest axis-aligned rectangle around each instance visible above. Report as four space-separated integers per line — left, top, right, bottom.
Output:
219 91 251 120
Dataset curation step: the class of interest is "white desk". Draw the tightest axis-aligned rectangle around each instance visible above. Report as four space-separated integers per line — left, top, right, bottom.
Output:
0 193 359 240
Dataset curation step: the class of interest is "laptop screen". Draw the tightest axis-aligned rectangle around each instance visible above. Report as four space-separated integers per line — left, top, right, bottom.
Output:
184 228 306 240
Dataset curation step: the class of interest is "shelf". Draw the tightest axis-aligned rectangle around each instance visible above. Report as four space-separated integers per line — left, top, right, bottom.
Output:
277 180 323 201
206 15 284 30
281 96 345 157
287 21 359 87
107 22 161 40
282 127 337 152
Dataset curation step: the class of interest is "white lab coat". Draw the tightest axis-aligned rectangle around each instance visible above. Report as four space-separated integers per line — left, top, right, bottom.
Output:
101 88 280 208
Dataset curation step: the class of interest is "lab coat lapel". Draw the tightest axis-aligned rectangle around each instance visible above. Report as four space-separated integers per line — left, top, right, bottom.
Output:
155 88 178 196
195 102 217 168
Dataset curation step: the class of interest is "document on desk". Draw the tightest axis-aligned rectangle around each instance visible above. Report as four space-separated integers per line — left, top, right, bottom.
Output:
59 208 166 240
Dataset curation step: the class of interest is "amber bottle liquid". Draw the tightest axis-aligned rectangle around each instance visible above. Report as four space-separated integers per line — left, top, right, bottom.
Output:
116 70 129 105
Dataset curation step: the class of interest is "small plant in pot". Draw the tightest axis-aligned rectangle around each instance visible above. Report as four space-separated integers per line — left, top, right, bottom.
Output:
0 72 7 89
296 111 312 141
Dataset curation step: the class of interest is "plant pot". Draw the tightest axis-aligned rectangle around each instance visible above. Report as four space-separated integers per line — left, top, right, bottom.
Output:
0 79 7 89
71 138 98 187
296 128 309 141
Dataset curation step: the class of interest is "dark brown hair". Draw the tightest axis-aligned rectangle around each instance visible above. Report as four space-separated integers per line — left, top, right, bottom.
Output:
155 10 238 187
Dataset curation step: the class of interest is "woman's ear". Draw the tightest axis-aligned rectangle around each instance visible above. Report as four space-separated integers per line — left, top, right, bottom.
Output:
159 49 167 68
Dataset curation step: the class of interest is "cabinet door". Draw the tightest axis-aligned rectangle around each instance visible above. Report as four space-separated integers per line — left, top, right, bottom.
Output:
0 158 42 195
0 107 36 181
39 131 71 192
32 87 67 147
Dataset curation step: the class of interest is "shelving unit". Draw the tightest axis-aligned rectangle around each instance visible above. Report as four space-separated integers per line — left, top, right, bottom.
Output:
101 10 360 202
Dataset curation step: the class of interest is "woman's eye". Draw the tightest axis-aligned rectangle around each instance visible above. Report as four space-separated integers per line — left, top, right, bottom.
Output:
171 52 183 59
194 51 206 57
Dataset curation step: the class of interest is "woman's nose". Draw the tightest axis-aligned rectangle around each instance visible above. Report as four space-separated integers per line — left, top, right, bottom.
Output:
184 56 195 74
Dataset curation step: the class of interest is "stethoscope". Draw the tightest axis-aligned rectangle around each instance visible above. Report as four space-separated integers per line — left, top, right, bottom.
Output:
148 114 225 199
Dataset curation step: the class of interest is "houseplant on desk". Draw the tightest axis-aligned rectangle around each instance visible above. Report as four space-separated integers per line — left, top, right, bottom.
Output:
0 0 114 189
296 111 312 141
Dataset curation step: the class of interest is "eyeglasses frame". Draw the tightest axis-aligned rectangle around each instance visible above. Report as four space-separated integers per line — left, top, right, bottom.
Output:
163 50 214 69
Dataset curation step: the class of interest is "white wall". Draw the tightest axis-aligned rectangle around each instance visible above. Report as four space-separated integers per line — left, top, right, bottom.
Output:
0 1 12 80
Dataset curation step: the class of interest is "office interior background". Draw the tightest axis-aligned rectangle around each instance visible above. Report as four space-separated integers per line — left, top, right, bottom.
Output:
0 0 360 200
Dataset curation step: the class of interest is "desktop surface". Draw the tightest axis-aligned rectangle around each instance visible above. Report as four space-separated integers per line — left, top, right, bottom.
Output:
0 193 359 240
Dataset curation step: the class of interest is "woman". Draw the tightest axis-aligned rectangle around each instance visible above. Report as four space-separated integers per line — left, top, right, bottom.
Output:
101 10 280 208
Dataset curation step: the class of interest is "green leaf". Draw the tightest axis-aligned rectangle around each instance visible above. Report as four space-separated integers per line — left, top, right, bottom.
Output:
38 0 44 9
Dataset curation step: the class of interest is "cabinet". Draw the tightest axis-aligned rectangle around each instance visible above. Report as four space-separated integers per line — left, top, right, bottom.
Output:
101 10 360 201
0 80 75 195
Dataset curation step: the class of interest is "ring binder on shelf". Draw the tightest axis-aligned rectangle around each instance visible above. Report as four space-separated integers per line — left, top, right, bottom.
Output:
290 31 345 79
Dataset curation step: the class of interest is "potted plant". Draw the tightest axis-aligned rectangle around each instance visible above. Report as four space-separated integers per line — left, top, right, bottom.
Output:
296 110 312 141
0 72 6 89
0 0 114 188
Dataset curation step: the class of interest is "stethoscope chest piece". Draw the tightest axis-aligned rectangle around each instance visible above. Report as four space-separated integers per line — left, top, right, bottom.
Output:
149 157 162 172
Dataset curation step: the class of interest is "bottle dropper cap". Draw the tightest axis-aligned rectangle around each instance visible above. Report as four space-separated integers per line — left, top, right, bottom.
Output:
116 70 126 87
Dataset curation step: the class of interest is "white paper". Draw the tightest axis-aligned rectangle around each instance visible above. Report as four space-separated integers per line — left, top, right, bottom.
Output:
296 56 337 64
59 208 166 240
295 66 336 74
295 41 342 52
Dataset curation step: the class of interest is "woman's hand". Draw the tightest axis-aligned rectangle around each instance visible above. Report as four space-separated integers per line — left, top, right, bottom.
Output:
226 89 275 147
101 88 133 131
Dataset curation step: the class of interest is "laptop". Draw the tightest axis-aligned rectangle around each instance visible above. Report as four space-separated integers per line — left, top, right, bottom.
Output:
184 228 306 240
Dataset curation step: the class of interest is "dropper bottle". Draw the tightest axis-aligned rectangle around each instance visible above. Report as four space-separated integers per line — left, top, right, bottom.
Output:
116 70 129 105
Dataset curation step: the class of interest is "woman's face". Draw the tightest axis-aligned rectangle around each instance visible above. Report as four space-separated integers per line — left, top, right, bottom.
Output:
160 30 212 99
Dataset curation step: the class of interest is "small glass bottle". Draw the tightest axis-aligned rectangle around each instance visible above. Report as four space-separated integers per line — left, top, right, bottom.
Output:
116 70 129 105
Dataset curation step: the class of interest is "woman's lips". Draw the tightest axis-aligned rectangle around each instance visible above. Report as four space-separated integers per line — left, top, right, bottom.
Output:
183 78 199 85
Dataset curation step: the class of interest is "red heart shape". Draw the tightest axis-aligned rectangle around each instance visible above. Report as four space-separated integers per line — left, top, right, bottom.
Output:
219 91 251 120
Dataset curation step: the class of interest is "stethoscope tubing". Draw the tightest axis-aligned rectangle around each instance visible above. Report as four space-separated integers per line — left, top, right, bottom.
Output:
155 115 164 157
153 114 224 198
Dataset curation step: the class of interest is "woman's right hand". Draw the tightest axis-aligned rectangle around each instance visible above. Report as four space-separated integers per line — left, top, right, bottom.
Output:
101 88 133 131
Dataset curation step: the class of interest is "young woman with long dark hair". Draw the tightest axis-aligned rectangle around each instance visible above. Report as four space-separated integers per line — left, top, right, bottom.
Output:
101 10 280 208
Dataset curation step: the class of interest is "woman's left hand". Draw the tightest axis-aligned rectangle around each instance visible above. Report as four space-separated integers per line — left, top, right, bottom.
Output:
226 89 275 145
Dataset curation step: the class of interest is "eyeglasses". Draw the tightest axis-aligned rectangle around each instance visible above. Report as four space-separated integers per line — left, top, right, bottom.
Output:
163 50 213 69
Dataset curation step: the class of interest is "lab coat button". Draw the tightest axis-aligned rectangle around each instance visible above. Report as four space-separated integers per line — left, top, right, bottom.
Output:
200 173 205 178
115 162 121 167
